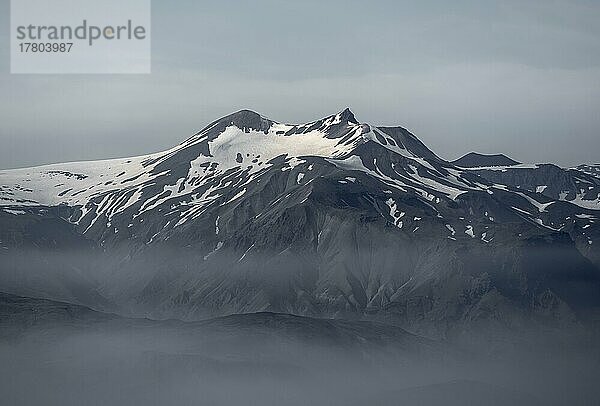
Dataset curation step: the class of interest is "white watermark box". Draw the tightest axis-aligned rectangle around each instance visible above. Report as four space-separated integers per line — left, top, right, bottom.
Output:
10 0 151 74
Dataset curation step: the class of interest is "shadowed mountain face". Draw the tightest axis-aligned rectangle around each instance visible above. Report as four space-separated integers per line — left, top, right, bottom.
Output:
0 109 599 340
0 292 431 356
452 152 521 168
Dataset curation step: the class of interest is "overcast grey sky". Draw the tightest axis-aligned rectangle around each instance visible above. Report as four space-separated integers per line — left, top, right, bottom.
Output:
1 0 599 169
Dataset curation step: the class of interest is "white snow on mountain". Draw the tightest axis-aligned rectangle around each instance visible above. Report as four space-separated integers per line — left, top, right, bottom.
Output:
1 107 599 241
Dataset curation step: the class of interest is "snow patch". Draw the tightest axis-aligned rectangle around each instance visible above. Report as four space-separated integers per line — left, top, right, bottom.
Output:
2 209 26 215
465 225 475 238
385 198 405 228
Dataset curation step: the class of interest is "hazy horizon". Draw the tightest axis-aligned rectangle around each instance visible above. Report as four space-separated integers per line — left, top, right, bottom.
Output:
1 0 599 169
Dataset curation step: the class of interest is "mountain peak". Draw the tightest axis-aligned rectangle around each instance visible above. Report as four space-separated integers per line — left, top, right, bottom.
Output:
452 152 520 168
188 109 274 142
337 107 358 124
220 109 273 132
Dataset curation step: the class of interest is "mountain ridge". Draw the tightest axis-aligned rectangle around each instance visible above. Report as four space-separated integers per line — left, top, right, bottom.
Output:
452 152 521 168
1 108 599 339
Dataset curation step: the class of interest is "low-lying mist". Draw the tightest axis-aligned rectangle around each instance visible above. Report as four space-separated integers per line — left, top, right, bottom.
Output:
2 237 600 405
1 305 599 406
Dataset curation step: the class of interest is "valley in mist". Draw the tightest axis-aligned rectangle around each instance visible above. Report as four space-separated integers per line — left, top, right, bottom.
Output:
1 293 599 406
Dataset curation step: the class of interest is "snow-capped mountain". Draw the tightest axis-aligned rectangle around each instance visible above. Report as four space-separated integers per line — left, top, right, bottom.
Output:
1 109 599 338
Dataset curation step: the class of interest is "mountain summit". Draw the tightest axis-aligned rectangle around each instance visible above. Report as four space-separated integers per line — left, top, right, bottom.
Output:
337 107 358 124
452 152 521 168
